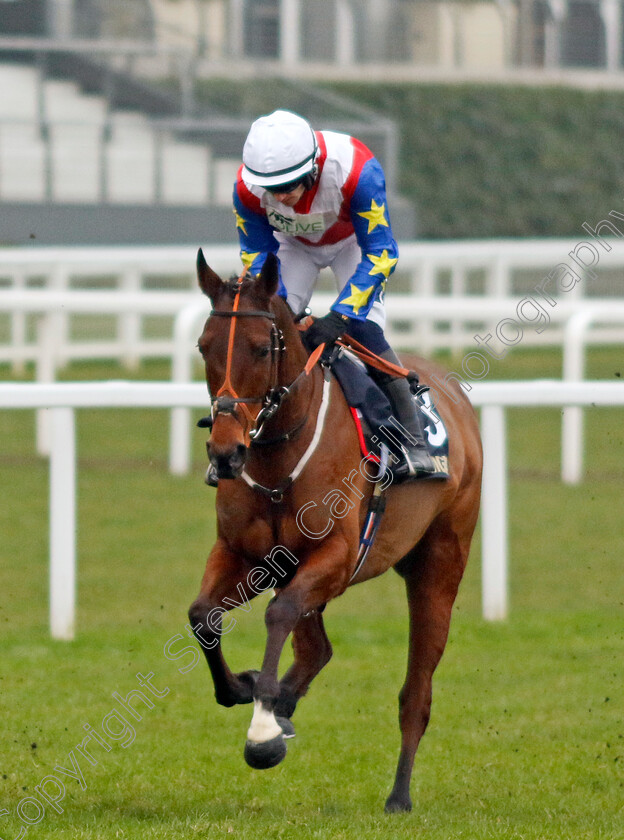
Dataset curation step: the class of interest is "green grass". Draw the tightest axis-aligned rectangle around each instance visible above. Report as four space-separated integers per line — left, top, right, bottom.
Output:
1 349 623 839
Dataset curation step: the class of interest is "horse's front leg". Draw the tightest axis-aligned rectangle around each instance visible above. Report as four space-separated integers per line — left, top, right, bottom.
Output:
273 609 333 720
188 540 260 708
244 536 350 769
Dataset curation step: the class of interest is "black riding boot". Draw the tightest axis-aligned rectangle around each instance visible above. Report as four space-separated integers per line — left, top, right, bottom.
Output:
371 349 436 480
382 376 436 479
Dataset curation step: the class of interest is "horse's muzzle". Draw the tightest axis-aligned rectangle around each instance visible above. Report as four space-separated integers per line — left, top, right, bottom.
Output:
209 443 247 479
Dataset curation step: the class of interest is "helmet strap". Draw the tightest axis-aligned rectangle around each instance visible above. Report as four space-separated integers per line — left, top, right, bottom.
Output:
301 163 319 191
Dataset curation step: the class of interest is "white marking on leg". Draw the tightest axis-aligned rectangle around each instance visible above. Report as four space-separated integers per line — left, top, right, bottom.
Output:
247 699 282 744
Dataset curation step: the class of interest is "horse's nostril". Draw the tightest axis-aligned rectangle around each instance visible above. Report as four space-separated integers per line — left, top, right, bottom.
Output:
209 444 247 479
230 444 248 474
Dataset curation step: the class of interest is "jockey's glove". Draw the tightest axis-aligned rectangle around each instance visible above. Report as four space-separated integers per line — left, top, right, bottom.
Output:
302 310 350 353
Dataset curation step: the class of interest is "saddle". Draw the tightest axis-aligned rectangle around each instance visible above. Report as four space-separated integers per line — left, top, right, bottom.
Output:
328 347 451 481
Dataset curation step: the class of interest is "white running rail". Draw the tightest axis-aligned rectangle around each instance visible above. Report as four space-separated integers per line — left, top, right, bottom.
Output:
2 239 624 366
0 288 618 474
561 303 624 483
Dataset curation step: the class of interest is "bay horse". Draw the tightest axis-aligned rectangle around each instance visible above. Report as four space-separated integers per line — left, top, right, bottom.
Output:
188 249 482 813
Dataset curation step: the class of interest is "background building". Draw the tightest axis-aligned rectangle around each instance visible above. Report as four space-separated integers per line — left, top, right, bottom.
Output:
1 0 623 244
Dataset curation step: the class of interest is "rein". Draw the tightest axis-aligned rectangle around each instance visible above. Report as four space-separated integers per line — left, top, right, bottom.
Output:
337 334 412 379
240 368 332 503
295 316 415 381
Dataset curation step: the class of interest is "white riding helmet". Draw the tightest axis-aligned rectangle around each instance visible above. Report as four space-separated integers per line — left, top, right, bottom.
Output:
241 110 318 189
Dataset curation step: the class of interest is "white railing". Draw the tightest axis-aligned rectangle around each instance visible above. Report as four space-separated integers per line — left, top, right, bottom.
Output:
2 286 607 369
0 246 225 371
1 287 621 477
2 287 623 482
0 379 622 639
2 239 624 484
561 303 624 483
2 239 624 365
167 295 624 482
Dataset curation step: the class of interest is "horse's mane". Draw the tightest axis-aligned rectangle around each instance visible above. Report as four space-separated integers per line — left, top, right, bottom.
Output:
224 275 256 297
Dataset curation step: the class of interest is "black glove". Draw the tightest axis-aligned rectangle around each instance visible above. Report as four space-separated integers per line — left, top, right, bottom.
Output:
302 311 350 353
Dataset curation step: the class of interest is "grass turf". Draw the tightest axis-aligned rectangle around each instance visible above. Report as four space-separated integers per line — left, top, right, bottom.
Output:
0 349 622 839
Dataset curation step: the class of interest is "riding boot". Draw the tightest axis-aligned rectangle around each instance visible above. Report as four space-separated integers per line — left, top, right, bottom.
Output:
369 348 436 480
381 376 436 479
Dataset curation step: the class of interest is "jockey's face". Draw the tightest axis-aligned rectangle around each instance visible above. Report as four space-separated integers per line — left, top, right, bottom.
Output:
267 183 306 207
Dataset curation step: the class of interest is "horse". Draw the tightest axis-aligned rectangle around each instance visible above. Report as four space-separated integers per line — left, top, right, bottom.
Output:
188 249 483 813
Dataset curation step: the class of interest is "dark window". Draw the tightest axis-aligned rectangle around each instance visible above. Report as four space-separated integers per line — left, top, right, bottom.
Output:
562 0 606 66
300 0 335 61
0 0 47 36
532 0 548 66
244 0 279 59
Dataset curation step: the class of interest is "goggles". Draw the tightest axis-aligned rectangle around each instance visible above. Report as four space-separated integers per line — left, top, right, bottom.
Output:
265 178 304 195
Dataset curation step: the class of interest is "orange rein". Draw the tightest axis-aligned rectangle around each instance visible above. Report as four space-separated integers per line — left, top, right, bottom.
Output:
215 295 403 447
336 333 412 379
297 316 412 380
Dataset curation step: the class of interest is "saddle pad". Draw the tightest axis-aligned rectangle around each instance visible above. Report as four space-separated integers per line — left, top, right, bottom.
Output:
413 389 450 479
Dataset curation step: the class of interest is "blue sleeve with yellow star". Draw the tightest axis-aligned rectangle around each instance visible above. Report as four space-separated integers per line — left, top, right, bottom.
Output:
233 187 288 297
332 157 399 321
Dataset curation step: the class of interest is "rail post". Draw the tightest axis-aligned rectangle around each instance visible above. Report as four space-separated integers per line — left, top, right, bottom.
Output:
480 404 508 621
49 406 76 641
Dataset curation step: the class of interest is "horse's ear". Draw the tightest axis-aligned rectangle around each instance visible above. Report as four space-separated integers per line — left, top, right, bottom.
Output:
257 252 279 299
196 248 223 303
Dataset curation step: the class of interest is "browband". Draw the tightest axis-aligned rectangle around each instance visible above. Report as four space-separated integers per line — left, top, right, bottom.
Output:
211 310 275 320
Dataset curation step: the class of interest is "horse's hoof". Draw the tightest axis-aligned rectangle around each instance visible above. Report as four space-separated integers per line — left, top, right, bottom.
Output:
384 793 412 813
276 716 296 739
244 735 287 770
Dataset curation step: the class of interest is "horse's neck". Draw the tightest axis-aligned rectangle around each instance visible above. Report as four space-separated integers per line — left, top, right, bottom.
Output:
257 300 320 442
277 311 308 383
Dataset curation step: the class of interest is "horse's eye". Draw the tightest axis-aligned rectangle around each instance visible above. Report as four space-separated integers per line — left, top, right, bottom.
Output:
255 346 271 360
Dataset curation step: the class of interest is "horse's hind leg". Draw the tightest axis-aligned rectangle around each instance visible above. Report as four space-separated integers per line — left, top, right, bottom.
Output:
385 517 470 813
274 609 333 719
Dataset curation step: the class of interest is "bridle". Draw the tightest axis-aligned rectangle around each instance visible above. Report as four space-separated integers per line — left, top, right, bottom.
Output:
207 280 283 444
206 281 323 445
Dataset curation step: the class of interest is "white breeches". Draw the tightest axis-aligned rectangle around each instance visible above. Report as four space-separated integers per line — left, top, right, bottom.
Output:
276 233 386 329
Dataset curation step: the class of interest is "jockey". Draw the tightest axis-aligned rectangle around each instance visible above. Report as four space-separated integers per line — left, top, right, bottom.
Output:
234 109 434 480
